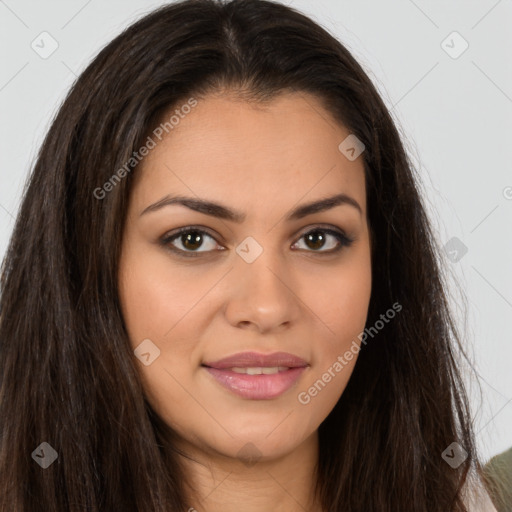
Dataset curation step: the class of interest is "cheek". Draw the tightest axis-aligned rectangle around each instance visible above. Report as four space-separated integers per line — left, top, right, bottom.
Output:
309 260 372 344
302 258 371 403
118 247 205 346
118 253 203 419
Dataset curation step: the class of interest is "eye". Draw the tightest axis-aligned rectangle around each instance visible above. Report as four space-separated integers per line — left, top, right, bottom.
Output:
291 227 354 254
160 225 354 258
161 227 222 257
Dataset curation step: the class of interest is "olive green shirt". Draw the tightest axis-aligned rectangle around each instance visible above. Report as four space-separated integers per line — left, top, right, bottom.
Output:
484 447 512 512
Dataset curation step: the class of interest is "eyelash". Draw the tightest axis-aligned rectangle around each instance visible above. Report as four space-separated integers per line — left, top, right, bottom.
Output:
160 225 354 258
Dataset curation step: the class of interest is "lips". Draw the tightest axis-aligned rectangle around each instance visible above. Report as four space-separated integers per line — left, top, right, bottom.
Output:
202 351 309 400
202 351 308 370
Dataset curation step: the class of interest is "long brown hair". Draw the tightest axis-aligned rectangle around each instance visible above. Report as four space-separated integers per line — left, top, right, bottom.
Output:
0 0 484 510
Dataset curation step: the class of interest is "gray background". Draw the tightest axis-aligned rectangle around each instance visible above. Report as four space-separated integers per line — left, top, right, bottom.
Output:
1 0 511 463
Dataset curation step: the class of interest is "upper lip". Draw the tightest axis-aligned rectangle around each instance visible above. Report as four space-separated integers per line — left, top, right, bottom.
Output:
202 351 309 369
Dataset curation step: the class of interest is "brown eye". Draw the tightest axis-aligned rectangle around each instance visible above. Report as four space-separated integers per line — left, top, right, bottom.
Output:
161 225 353 259
179 231 205 251
304 230 327 250
293 227 354 254
162 228 220 256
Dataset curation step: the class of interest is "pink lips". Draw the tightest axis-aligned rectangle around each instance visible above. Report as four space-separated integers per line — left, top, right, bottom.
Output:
202 351 309 400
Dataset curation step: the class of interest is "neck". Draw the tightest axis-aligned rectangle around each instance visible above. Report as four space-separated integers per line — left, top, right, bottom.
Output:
178 431 323 512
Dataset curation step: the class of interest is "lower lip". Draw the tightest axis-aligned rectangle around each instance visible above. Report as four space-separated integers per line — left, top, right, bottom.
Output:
203 366 307 400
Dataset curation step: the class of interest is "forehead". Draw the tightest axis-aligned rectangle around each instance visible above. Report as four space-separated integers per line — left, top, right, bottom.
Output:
132 92 366 217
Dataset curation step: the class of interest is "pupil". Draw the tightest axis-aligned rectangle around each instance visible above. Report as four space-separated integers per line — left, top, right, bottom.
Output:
183 232 203 250
306 231 325 250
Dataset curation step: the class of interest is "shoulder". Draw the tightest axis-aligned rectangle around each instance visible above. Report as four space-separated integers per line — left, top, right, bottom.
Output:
484 446 512 483
461 470 498 512
483 447 512 512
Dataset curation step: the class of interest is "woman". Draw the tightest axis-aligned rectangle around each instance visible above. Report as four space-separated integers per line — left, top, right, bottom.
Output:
0 0 498 510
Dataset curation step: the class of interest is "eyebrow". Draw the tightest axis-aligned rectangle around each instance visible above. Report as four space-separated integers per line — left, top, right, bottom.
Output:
139 192 362 222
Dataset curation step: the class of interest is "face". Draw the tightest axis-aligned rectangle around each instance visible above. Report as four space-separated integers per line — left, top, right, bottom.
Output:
118 91 372 465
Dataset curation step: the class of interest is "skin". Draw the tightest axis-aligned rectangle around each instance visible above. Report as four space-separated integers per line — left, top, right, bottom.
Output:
118 91 372 512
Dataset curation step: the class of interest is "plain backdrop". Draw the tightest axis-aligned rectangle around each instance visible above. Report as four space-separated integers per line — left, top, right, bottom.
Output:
0 0 511 464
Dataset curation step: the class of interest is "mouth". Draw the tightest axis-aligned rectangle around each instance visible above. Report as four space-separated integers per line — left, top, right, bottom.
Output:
218 366 290 375
201 351 309 400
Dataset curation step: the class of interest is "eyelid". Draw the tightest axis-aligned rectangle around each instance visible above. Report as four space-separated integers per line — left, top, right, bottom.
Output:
161 225 223 244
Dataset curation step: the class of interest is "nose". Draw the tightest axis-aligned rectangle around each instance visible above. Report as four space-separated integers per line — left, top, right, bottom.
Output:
223 246 302 334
